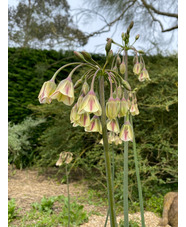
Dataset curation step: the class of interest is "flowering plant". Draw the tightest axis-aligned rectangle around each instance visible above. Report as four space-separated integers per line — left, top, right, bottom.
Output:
38 21 150 227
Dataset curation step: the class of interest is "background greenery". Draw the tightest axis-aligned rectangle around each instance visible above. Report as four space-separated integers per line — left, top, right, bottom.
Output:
8 47 178 212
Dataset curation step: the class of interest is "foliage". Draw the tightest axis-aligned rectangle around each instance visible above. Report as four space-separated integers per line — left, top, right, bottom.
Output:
8 199 19 223
119 219 140 227
8 117 45 169
20 195 88 226
8 0 88 48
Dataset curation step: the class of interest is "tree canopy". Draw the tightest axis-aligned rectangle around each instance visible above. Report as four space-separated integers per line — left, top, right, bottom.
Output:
8 0 88 49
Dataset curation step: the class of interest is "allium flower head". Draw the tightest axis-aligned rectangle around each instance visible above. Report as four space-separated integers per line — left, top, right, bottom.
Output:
38 79 56 104
51 77 74 106
119 121 133 142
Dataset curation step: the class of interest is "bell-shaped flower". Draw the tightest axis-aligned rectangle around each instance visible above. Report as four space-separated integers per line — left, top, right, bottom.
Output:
130 102 139 116
38 79 56 104
114 135 122 145
138 68 151 82
119 121 133 142
78 112 90 127
106 97 120 119
50 77 74 106
133 62 142 75
107 118 120 134
78 90 102 116
70 103 80 124
119 97 129 117
85 115 102 134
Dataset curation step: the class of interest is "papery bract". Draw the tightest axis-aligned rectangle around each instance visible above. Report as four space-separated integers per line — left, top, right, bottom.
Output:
38 80 56 104
50 77 74 106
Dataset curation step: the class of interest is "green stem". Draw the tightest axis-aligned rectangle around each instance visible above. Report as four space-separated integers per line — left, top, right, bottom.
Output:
130 116 145 227
104 145 115 227
123 48 129 227
99 75 117 227
66 164 70 227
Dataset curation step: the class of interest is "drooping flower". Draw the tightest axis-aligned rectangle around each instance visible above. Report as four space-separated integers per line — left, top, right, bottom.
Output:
78 90 102 116
38 79 56 104
70 103 80 124
107 118 120 134
78 112 91 127
119 121 133 142
85 115 102 134
119 97 129 117
56 152 73 166
50 77 74 106
106 97 120 119
130 102 139 116
138 68 151 82
133 62 142 75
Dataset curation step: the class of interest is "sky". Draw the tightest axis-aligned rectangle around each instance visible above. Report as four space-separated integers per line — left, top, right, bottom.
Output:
8 0 178 55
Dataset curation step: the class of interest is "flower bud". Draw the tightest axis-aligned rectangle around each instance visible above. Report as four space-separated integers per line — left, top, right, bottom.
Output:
135 34 140 40
120 78 131 91
74 78 83 89
82 81 89 95
38 79 56 104
74 51 85 61
50 77 74 106
119 62 126 74
117 85 123 99
107 118 120 134
116 56 121 67
81 51 92 61
107 50 113 63
133 62 142 75
119 121 133 142
105 38 112 54
121 32 125 40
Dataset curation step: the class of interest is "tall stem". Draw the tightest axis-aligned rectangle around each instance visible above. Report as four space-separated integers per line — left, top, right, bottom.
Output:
123 49 129 227
99 75 117 227
66 164 70 227
130 115 145 227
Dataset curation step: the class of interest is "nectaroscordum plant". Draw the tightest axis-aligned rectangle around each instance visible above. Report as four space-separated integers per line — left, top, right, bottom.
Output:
38 21 150 227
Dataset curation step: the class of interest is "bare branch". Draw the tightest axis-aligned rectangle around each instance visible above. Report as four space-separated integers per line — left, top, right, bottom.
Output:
140 0 178 18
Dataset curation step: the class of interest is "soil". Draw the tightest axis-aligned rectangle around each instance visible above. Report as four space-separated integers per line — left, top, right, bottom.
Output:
8 166 170 227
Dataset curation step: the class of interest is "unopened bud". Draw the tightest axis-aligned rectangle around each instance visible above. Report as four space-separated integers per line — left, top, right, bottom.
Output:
120 79 131 91
107 50 113 63
138 50 145 54
116 56 121 67
105 38 112 54
74 51 85 61
129 21 134 29
121 32 125 40
119 62 126 74
82 81 89 95
135 34 140 40
81 51 92 61
74 79 83 89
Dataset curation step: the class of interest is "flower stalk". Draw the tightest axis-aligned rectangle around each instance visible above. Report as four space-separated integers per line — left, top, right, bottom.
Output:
99 75 117 227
